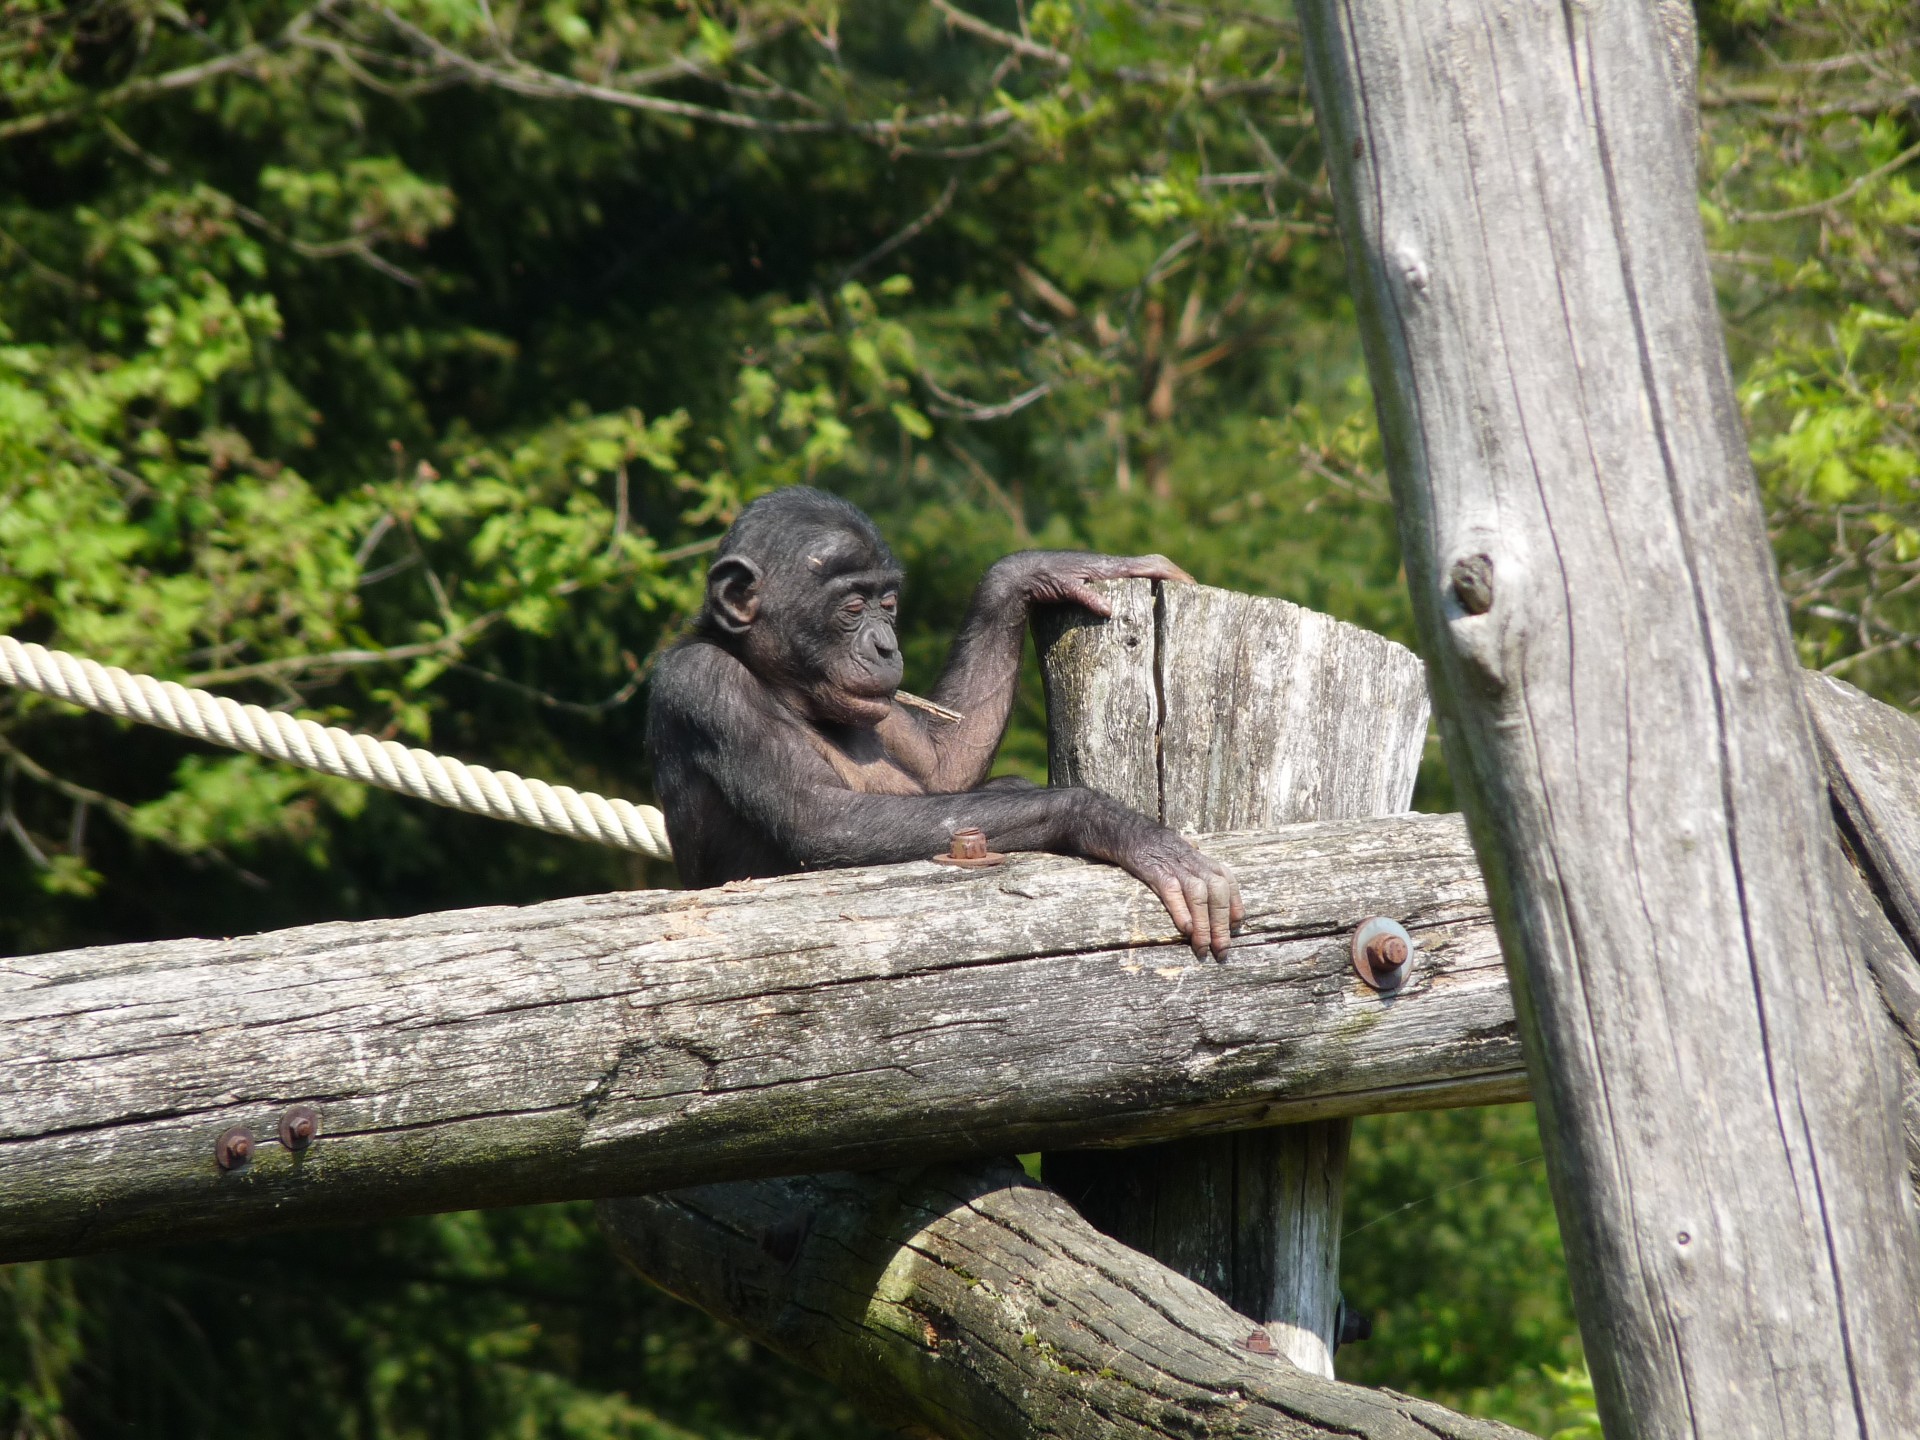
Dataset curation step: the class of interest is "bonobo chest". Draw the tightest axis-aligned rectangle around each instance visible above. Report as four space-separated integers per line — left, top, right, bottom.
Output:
806 724 927 795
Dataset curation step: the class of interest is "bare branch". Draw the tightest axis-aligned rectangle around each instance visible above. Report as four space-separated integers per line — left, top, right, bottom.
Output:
843 173 961 278
1728 135 1920 223
921 373 1052 421
929 0 1070 69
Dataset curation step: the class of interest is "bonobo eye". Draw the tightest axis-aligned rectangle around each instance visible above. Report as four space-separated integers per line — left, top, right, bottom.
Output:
880 593 898 613
843 596 866 616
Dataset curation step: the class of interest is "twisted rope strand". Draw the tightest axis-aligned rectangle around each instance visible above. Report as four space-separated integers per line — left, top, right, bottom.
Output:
0 636 675 862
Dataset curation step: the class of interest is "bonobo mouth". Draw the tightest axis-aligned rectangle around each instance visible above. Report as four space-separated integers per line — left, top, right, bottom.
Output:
807 674 899 728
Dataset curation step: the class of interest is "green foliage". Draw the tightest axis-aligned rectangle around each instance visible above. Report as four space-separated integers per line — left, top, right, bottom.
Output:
1700 0 1920 701
1338 1106 1580 1434
3 1207 884 1440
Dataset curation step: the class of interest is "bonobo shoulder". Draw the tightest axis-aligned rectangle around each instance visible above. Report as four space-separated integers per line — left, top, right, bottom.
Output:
647 638 780 738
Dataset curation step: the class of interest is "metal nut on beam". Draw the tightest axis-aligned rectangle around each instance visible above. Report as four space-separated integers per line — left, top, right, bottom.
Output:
214 1127 255 1172
278 1105 321 1152
1350 916 1413 991
932 826 1007 869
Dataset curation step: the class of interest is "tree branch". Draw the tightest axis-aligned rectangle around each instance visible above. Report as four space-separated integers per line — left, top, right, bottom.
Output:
601 1162 1536 1440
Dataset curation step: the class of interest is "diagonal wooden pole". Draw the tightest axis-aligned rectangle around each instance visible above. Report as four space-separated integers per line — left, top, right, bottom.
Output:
1296 1 1920 1434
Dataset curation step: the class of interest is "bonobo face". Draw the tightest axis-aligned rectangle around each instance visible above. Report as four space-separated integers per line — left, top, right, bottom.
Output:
703 492 905 729
803 535 904 726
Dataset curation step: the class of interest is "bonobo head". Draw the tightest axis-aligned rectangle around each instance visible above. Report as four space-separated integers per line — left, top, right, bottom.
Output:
702 487 904 728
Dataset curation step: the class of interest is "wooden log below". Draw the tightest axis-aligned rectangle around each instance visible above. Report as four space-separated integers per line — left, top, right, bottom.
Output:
0 813 1522 1263
599 1160 1535 1440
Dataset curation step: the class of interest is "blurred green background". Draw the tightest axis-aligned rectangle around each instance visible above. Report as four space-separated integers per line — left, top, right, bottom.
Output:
2 0 1914 1435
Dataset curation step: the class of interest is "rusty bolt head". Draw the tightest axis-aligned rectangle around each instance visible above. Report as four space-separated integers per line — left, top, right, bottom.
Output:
1364 932 1409 971
278 1105 321 1152
1351 916 1414 991
932 826 1007 869
215 1126 255 1171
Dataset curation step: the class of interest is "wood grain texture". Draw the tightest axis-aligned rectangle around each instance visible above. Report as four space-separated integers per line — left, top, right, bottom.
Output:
1157 582 1428 833
0 814 1523 1263
1298 2 1920 1434
1034 580 1160 816
1034 581 1430 835
1042 579 1429 1375
1808 672 1920 950
599 1161 1535 1440
1806 672 1920 1192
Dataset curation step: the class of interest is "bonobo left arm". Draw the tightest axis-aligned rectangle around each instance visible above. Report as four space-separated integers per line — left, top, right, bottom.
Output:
882 552 1191 792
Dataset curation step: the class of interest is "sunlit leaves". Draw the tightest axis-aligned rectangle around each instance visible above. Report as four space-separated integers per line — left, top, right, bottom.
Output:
1702 0 1920 700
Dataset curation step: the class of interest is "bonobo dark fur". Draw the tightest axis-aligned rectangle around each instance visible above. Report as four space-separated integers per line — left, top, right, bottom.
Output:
646 487 1241 957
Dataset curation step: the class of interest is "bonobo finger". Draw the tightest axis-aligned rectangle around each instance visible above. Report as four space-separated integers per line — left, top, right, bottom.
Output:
1230 876 1246 931
1153 873 1196 948
1206 870 1234 959
1065 581 1113 617
1097 553 1195 585
1182 872 1212 960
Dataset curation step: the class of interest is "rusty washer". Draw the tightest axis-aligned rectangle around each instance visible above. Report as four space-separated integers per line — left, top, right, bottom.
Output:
215 1126 256 1171
278 1105 321 1152
1351 916 1414 991
931 826 1007 869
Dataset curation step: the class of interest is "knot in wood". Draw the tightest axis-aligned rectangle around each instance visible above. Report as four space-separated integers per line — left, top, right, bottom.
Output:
1448 554 1496 616
1394 243 1430 295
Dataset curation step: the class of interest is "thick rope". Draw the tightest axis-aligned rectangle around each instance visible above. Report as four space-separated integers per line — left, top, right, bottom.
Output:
0 636 675 861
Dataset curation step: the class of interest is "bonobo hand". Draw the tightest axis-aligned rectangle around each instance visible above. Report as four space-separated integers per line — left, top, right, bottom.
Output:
1116 825 1244 961
995 551 1195 617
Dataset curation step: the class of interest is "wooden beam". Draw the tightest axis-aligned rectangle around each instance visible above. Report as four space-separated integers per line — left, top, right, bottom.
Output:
1808 671 1920 951
1039 580 1429 1374
0 813 1522 1263
599 1160 1535 1440
1298 2 1920 1434
1805 672 1920 1179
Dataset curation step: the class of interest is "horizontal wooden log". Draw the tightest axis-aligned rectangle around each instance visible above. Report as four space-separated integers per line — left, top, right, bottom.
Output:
600 1161 1534 1440
0 813 1523 1262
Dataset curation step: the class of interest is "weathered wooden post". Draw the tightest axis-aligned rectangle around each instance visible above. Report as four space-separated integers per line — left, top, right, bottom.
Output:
1040 581 1429 1374
1295 1 1920 1433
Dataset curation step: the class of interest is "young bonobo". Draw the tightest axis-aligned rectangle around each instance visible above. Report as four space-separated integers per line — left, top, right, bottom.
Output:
647 487 1242 958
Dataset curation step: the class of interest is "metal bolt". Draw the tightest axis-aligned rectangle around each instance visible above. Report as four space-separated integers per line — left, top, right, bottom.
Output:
1449 553 1495 616
1351 916 1414 991
1365 931 1408 971
1335 1296 1373 1351
278 1105 321 1152
932 826 1007 869
215 1126 255 1171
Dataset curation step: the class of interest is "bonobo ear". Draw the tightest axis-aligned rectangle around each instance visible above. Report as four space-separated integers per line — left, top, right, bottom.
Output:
707 555 763 634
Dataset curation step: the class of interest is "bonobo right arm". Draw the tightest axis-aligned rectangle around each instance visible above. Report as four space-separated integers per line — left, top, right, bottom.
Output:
653 644 1241 958
881 551 1193 793
792 782 1241 961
